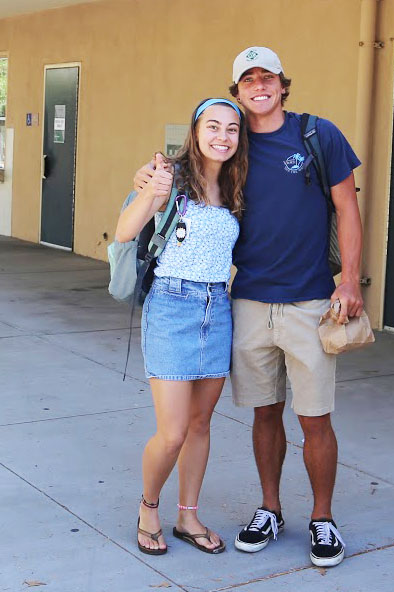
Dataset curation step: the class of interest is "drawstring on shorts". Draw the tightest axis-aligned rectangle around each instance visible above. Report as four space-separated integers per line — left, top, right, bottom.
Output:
267 303 274 329
267 303 284 329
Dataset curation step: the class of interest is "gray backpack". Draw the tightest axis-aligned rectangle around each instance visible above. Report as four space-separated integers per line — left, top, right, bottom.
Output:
108 186 185 378
301 113 341 276
108 185 184 303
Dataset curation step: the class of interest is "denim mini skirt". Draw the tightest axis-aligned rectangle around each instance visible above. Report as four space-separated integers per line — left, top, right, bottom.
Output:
141 276 232 380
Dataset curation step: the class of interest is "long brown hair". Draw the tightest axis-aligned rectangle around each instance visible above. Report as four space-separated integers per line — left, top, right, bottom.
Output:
168 99 248 219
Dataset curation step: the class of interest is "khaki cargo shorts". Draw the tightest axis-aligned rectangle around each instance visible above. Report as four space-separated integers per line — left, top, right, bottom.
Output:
231 299 336 416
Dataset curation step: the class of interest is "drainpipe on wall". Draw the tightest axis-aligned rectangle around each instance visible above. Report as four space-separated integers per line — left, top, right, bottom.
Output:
354 0 380 228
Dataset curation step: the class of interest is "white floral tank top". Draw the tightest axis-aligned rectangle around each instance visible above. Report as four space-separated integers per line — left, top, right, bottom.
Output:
154 200 239 283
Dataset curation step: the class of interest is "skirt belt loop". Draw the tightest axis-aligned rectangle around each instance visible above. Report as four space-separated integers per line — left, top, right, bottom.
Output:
168 276 182 294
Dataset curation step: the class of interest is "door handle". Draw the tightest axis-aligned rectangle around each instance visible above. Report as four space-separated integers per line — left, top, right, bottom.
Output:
42 154 47 179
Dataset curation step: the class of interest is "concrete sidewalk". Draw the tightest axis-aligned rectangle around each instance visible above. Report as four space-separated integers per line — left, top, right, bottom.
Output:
1 235 393 592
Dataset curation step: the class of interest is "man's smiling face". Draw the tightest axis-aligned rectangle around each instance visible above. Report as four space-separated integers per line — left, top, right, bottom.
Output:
236 67 285 119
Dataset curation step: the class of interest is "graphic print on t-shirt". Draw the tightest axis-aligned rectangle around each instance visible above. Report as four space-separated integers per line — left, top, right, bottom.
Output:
283 152 305 174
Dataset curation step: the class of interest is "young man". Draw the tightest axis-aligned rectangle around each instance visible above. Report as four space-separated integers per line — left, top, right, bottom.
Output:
229 47 363 567
132 46 363 567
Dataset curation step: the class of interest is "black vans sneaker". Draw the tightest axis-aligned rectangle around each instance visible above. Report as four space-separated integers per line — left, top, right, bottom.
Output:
309 519 345 567
235 507 284 553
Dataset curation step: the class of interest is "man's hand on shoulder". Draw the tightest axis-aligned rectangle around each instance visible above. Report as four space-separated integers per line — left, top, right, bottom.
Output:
133 158 155 191
133 153 174 195
140 153 173 207
330 279 363 323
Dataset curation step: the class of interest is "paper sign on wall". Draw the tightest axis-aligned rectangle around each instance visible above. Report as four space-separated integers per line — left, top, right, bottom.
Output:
54 105 66 143
165 124 188 156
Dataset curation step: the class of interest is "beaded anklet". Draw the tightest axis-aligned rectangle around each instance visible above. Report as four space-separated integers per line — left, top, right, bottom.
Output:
141 494 159 509
177 503 198 510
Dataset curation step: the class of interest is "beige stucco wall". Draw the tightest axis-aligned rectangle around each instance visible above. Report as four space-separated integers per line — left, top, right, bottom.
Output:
0 0 393 327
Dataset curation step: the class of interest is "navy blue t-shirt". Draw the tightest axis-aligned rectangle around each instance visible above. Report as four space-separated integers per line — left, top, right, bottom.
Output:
232 112 361 303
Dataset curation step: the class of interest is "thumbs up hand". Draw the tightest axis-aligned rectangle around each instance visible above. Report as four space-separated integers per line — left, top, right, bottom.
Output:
140 152 173 209
133 152 173 192
155 152 166 170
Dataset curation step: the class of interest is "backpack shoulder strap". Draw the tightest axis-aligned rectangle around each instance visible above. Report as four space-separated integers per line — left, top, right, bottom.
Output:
301 113 331 202
147 186 185 259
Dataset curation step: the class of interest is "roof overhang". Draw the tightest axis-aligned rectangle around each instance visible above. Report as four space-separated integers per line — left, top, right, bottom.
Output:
0 0 102 20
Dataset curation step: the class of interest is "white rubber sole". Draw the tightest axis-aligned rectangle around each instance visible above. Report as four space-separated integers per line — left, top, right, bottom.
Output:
310 547 345 567
234 525 284 553
234 537 270 553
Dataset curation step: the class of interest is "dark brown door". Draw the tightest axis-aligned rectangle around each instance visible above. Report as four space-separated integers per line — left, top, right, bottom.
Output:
41 66 79 249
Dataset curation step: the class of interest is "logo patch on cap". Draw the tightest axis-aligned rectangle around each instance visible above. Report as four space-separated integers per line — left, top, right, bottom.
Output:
246 50 258 61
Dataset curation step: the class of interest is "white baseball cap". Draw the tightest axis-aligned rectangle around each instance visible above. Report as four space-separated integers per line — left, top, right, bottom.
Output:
232 47 284 83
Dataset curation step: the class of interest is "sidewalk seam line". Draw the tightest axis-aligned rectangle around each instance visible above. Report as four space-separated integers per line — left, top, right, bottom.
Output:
336 373 394 384
0 268 107 274
44 326 141 335
0 326 141 339
213 410 394 486
0 462 187 592
0 405 154 427
209 542 394 591
35 333 149 385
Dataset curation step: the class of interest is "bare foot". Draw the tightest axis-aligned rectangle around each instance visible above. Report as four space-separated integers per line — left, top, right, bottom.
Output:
176 511 222 551
138 502 167 552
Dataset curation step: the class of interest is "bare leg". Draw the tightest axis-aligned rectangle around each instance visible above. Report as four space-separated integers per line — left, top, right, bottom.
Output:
176 377 225 550
298 413 338 520
138 379 193 552
253 402 286 513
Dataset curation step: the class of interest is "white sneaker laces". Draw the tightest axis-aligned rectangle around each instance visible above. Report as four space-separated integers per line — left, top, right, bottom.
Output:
313 521 345 547
248 509 279 540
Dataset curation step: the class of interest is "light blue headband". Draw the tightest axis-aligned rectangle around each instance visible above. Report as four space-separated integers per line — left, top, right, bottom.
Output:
194 98 242 123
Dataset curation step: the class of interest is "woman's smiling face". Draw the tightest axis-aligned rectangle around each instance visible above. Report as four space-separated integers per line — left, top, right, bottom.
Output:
196 104 240 164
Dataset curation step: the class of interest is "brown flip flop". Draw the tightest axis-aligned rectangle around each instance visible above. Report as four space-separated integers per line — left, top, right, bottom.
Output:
137 518 167 555
173 526 225 554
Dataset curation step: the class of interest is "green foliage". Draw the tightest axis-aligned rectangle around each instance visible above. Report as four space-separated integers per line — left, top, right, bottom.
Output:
0 58 8 117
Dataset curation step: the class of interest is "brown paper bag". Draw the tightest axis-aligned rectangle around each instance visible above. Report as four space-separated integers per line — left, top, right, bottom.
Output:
318 300 375 354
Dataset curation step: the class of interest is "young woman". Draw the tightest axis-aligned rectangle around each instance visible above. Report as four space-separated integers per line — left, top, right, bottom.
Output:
116 98 248 555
